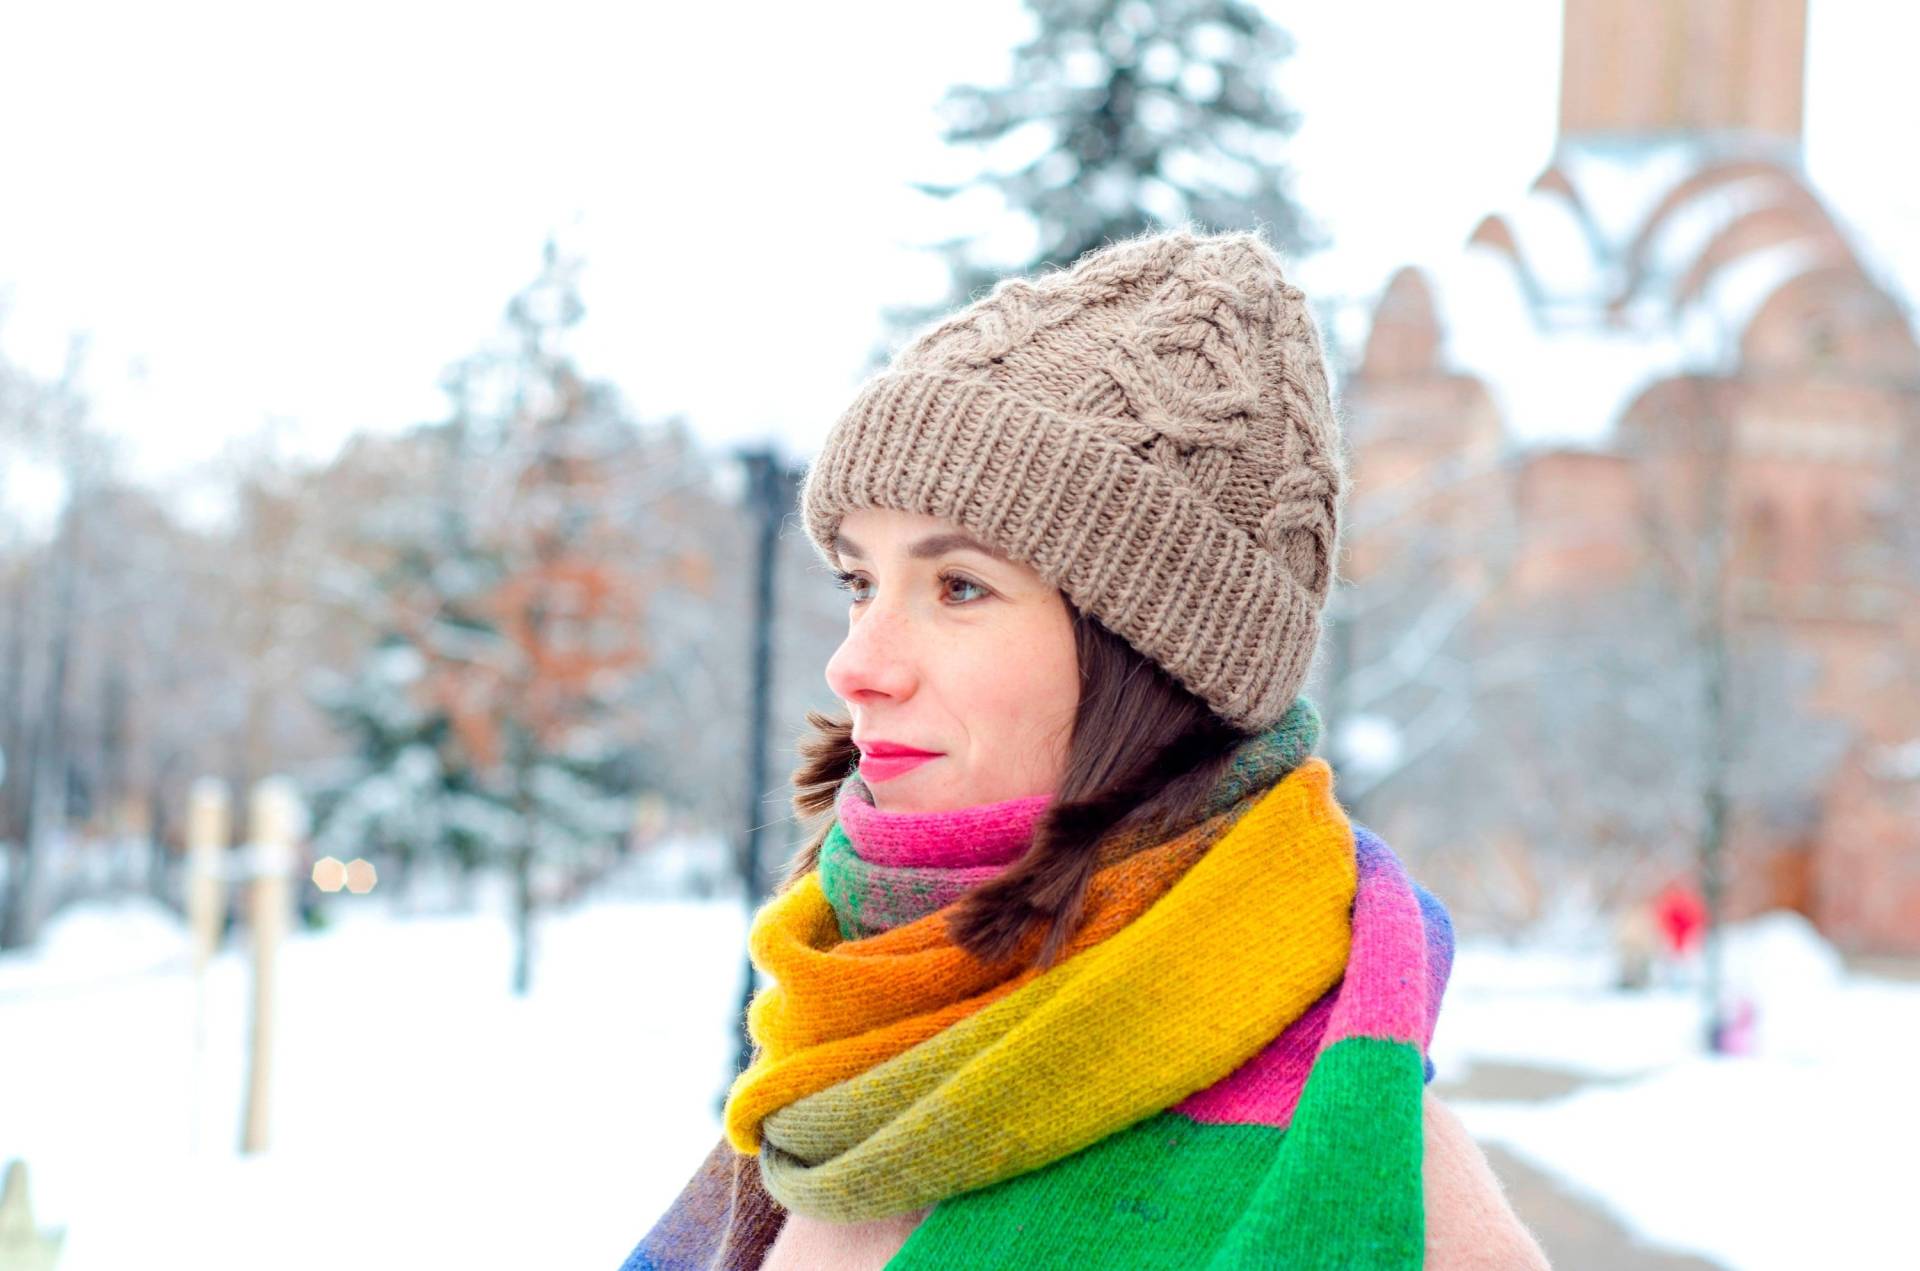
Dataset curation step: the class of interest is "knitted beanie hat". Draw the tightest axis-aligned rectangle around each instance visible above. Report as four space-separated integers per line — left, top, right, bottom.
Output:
799 226 1346 731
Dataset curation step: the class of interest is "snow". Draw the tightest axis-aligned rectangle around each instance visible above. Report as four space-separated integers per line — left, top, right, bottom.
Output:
1330 712 1403 779
1459 1053 1909 1271
1425 246 1689 449
4 888 1914 1271
1433 911 1863 1078
1 895 193 989
1640 173 1785 282
1497 189 1599 300
1438 914 1920 1271
626 835 740 900
1553 136 1716 253
1676 237 1831 365
0 889 746 1270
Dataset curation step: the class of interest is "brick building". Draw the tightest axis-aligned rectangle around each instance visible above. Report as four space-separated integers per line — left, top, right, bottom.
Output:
1339 0 1920 952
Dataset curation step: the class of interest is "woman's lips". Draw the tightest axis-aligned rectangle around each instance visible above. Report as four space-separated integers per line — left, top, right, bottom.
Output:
858 752 941 783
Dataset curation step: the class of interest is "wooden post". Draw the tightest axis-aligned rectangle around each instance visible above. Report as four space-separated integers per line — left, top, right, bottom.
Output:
185 779 230 971
185 778 229 1155
0 1159 65 1271
240 777 300 1155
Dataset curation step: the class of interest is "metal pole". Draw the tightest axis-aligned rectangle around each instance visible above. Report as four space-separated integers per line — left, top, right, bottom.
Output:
729 447 797 1089
1698 399 1735 1056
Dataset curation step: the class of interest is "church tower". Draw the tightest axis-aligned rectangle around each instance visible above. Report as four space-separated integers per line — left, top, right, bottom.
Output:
1558 0 1807 143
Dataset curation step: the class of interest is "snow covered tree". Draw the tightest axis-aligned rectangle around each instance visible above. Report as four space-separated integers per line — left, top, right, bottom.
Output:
457 244 659 994
313 241 659 993
894 0 1321 340
306 639 500 904
0 342 114 950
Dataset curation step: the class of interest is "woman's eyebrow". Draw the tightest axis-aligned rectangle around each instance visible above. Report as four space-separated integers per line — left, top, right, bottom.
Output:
832 532 1010 563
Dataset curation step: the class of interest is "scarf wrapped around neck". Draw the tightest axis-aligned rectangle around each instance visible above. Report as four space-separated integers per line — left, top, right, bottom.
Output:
815 697 1323 941
629 697 1456 1270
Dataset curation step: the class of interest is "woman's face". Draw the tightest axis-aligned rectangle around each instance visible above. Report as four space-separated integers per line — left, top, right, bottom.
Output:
823 506 1079 813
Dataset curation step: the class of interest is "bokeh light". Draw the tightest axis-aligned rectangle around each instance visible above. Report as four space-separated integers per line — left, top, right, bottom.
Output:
311 857 347 893
344 859 378 895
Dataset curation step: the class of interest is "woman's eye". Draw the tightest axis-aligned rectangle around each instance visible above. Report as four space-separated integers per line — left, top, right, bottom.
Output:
831 570 872 601
943 573 987 603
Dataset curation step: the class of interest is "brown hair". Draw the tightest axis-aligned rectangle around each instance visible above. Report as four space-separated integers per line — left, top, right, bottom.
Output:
781 596 1252 971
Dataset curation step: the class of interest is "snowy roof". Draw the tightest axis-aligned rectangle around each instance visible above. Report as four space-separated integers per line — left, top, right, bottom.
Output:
1424 246 1686 451
1552 135 1723 252
1405 135 1872 450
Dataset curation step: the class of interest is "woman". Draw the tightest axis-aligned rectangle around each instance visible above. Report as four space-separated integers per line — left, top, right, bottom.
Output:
624 228 1550 1269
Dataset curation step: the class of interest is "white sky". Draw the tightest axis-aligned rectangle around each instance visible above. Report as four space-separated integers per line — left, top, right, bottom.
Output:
1 0 1916 523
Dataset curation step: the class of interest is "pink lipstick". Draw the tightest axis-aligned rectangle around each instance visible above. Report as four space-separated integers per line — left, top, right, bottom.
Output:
856 740 943 783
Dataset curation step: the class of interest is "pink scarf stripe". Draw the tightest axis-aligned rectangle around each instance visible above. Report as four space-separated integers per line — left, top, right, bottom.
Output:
1324 827 1431 1049
835 778 1051 869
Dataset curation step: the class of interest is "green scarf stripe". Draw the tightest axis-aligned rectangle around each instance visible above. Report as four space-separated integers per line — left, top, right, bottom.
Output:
1206 1036 1426 1269
883 1037 1424 1268
889 1111 1287 1269
817 821 949 939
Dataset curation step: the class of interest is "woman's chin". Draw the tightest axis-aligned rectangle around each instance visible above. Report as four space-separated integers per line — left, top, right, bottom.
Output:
871 775 972 815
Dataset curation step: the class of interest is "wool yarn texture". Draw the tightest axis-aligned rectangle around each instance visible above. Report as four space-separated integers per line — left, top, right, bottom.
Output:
625 698 1458 1269
796 226 1347 732
818 695 1323 941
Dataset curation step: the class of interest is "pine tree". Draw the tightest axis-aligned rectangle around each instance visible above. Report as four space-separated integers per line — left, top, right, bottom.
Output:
307 639 497 902
315 240 655 993
890 0 1321 344
436 240 653 994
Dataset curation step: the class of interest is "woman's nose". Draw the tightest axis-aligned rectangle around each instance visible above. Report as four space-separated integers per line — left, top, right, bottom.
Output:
824 601 919 705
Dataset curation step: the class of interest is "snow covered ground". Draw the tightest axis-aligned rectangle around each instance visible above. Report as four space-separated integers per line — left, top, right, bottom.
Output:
1436 915 1919 1271
2 883 1913 1270
0 881 745 1270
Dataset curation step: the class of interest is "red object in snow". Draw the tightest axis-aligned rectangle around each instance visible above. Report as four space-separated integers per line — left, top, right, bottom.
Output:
1652 882 1708 955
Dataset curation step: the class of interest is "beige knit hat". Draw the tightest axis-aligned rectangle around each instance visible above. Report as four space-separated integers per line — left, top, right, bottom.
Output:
799 226 1346 731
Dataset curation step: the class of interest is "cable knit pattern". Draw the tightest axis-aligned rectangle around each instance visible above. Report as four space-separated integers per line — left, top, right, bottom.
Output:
798 226 1346 730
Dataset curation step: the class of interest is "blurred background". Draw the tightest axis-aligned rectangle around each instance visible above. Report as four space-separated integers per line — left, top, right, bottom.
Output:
1 2 1915 1268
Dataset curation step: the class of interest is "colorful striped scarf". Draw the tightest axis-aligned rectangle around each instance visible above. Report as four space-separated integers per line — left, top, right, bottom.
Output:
817 696 1323 939
624 699 1455 1269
